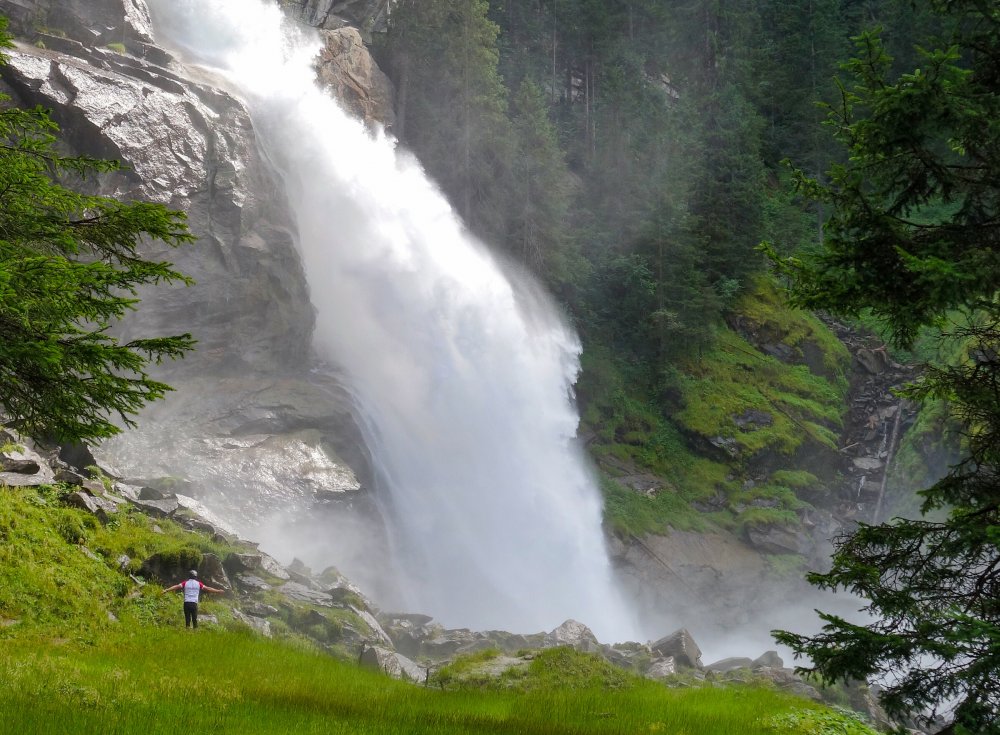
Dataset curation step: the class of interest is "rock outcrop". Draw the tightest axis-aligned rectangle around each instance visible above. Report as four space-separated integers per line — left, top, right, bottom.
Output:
316 26 395 128
284 0 391 38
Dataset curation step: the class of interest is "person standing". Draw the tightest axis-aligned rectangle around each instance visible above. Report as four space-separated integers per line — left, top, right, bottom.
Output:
163 570 224 629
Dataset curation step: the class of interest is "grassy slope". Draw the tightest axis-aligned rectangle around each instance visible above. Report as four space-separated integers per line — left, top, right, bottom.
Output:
0 482 878 734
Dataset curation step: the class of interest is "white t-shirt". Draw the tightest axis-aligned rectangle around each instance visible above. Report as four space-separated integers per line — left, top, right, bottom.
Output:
182 579 204 603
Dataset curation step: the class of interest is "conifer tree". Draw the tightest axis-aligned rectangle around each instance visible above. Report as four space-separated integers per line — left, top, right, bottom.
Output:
0 20 195 443
769 3 1000 731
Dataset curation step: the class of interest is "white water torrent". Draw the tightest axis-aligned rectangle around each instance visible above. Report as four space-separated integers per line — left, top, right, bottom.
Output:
149 0 637 641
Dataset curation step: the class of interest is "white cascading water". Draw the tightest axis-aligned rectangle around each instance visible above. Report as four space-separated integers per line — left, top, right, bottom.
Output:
149 0 636 641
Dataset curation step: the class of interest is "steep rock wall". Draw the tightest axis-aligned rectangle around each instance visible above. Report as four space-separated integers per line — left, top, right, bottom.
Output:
0 0 395 572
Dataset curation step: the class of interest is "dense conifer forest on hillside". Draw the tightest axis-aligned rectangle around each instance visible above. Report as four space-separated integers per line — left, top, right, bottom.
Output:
376 0 934 360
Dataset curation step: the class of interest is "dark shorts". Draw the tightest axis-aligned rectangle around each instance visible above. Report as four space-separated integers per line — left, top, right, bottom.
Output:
184 601 199 628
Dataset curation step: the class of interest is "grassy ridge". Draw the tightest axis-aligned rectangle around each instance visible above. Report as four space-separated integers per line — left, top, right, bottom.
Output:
0 628 874 735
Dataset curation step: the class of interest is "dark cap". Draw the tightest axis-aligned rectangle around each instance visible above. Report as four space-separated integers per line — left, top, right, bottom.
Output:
189 569 198 578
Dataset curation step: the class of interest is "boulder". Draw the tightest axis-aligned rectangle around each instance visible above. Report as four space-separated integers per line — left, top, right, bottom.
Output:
544 619 600 651
59 442 97 474
54 468 87 486
359 645 405 679
223 551 293 582
350 606 392 647
234 574 272 593
181 517 217 535
600 642 651 670
0 458 40 474
277 581 334 607
231 608 272 637
751 650 783 669
140 550 202 584
706 656 754 673
197 553 232 591
0 439 54 487
651 629 703 669
259 553 292 581
755 666 823 701
744 522 807 555
856 348 890 375
242 601 279 617
225 553 263 574
138 486 170 501
645 657 677 680
130 496 179 518
64 491 120 522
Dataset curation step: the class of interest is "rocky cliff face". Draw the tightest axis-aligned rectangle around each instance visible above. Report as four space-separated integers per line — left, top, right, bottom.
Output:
0 0 396 581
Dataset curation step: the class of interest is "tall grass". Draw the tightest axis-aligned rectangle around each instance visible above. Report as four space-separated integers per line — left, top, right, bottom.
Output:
0 628 861 734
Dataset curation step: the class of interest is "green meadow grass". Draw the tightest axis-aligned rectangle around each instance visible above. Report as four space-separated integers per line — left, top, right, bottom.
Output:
0 484 879 735
0 628 873 735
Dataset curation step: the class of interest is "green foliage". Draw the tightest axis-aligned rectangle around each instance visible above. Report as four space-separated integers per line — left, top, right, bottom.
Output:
0 485 176 635
431 647 503 688
766 706 879 735
769 22 1000 349
733 276 851 383
379 0 512 243
600 476 708 538
771 5 1000 731
674 330 844 457
104 42 126 54
0 18 195 444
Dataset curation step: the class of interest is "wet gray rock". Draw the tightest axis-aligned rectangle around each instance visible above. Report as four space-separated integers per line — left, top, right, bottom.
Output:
0 40 312 374
755 666 823 701
360 644 422 681
0 457 40 474
752 650 783 669
745 522 807 555
65 491 120 522
350 607 393 646
0 438 54 487
315 27 394 128
651 629 703 669
198 553 232 591
138 486 170 501
231 608 272 637
241 601 279 617
278 581 334 607
706 656 754 673
286 0 391 36
130 496 179 518
544 619 599 651
645 657 677 680
1 0 129 46
234 574 272 594
225 553 263 574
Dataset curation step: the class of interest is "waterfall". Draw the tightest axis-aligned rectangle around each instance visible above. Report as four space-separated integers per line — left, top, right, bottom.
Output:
148 0 636 641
